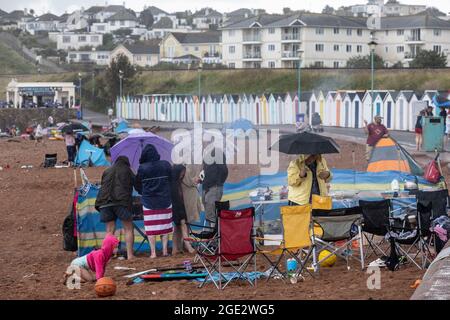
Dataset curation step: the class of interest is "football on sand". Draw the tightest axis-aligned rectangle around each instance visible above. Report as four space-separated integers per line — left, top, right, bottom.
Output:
95 277 116 297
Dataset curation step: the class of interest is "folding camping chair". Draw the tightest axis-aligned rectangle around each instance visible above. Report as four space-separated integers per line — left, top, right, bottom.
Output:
185 201 230 261
311 206 364 271
196 207 256 290
257 205 315 282
359 199 391 262
391 189 448 269
43 153 57 168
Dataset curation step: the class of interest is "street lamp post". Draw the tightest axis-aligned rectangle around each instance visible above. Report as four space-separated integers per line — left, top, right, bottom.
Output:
297 48 304 116
78 72 82 119
118 70 124 115
198 62 203 102
368 33 378 120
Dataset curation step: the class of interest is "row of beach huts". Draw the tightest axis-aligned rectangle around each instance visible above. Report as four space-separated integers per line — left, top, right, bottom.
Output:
115 90 450 131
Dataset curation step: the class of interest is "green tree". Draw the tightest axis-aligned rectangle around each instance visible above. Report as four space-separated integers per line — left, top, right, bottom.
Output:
410 50 447 68
139 8 154 28
104 54 138 103
346 54 385 68
322 5 335 14
100 33 115 50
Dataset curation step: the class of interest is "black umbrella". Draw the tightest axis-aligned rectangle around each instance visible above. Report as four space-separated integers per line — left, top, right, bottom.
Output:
270 132 340 155
61 123 89 134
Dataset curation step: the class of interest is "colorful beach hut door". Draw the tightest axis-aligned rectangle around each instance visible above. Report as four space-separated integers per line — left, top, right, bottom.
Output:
345 101 349 127
376 102 381 116
354 101 359 128
386 102 392 128
336 99 341 127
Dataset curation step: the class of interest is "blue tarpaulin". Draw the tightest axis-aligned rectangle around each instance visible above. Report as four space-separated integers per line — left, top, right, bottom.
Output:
75 140 110 167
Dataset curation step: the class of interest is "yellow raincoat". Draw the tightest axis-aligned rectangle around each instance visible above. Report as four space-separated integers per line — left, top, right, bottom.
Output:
287 155 332 205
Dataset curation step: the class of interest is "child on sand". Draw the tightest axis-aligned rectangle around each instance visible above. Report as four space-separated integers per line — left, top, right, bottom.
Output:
64 234 119 284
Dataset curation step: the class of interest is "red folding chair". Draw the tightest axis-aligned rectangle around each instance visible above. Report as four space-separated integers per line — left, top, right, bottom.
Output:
197 207 256 290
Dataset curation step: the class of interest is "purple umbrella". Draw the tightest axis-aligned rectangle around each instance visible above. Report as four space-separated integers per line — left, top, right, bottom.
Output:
110 132 173 172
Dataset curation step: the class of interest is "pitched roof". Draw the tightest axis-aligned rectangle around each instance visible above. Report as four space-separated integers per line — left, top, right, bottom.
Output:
400 90 416 102
122 41 160 54
103 5 126 13
0 9 7 17
152 17 173 29
106 10 137 22
3 10 32 21
34 13 60 22
222 13 366 29
389 91 400 101
59 13 69 22
173 54 200 60
227 8 253 17
170 31 221 44
347 92 357 101
381 14 450 30
193 8 222 18
146 6 168 16
84 6 104 14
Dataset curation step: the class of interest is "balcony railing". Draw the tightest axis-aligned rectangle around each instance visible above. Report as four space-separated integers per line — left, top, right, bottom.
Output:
243 53 262 59
405 36 423 42
282 51 300 58
243 34 262 42
282 34 301 41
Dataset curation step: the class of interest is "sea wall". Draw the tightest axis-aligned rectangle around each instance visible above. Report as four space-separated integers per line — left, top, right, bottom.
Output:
0 108 76 131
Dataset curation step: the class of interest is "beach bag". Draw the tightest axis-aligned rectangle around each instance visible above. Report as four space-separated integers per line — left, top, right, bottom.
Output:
385 237 399 271
62 206 77 252
312 194 332 210
424 157 441 184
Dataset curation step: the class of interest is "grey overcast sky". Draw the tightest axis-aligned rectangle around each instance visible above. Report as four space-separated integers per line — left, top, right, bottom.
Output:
0 0 449 15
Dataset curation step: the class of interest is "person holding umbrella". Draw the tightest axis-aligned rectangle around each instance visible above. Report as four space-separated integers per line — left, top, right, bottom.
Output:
287 155 332 206
271 132 338 206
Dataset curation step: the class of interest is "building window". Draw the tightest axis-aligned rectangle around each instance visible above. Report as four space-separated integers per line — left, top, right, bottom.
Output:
334 44 339 52
184 47 189 52
91 36 99 42
385 46 389 53
268 28 275 34
314 61 324 68
268 44 275 51
315 27 324 35
433 45 442 53
357 29 363 36
385 30 389 36
268 61 275 68
120 20 125 26
229 30 235 36
397 29 404 36
69 53 76 59
315 44 324 52
63 36 71 43
195 46 199 51
334 27 339 34
97 25 105 31
346 45 352 53
347 29 352 36
147 56 151 61
229 46 235 54
357 45 362 53
78 36 86 42
110 21 115 26
397 46 404 53
333 61 339 68
228 62 235 68
434 29 441 36
136 55 141 61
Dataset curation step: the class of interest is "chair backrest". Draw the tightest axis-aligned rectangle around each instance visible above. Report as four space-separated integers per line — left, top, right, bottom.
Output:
359 199 391 236
417 190 448 236
280 205 312 249
218 207 255 259
312 207 362 241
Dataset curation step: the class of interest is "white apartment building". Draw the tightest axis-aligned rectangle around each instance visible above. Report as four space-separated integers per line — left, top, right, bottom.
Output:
67 50 111 65
221 13 371 69
376 15 450 67
347 0 426 17
19 13 62 34
54 32 103 50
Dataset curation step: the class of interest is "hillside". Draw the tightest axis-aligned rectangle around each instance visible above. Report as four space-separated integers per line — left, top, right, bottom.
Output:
0 42 38 74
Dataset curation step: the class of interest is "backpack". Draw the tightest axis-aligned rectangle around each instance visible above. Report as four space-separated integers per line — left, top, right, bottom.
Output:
424 156 441 184
62 202 78 251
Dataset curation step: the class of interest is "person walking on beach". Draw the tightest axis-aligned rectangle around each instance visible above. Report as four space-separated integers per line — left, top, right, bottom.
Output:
34 124 44 146
95 156 136 260
287 154 332 206
363 115 388 161
64 131 76 166
135 144 173 258
415 110 425 151
200 148 228 226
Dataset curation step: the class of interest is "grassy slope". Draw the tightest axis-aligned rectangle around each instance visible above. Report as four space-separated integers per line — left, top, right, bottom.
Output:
0 42 38 75
1 68 449 106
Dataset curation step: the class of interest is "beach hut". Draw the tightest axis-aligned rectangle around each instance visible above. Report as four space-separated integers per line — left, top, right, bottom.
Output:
283 93 294 124
254 95 262 125
248 94 256 124
267 94 276 125
334 92 343 127
325 91 336 126
422 90 439 113
341 91 352 128
276 94 284 125
240 94 249 122
317 91 326 122
229 95 239 122
382 91 396 130
308 91 318 125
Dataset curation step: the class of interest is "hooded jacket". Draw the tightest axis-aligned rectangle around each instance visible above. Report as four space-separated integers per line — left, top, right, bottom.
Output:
202 148 228 192
86 234 119 280
287 155 332 205
171 164 187 221
135 144 172 209
95 156 135 211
